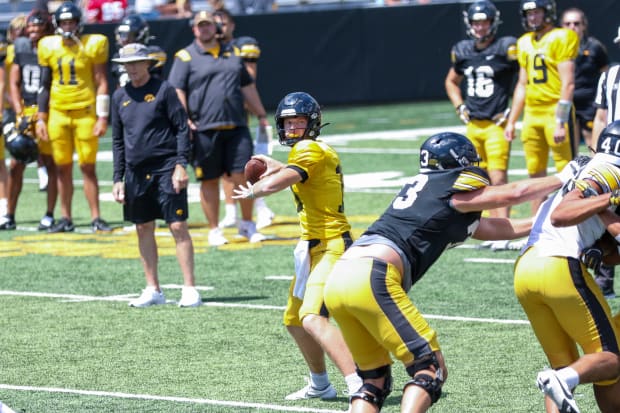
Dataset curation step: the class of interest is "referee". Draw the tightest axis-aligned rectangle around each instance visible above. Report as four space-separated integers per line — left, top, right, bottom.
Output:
111 43 202 308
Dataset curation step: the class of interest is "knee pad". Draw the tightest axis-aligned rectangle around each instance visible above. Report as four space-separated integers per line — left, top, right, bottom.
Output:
404 353 443 405
350 365 393 409
403 373 444 405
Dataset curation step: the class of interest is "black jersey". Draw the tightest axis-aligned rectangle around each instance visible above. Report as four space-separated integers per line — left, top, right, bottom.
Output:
112 44 167 88
450 36 518 120
111 77 189 182
364 166 490 288
573 36 609 107
13 37 40 106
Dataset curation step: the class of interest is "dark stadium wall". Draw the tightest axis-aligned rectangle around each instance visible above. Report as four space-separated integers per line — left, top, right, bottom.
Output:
86 0 620 109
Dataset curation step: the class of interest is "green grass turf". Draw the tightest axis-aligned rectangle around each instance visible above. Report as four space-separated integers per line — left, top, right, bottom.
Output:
0 99 617 412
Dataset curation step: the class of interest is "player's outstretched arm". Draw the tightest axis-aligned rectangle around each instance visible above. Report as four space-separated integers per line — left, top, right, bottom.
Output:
473 217 533 241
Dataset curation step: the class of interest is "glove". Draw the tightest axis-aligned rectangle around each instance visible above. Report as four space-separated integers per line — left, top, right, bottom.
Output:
16 115 31 134
492 108 510 126
580 246 603 273
573 179 599 198
555 156 591 185
456 104 470 124
610 189 620 206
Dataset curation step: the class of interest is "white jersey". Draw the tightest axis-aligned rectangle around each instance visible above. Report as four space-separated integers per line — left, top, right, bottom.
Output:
523 154 620 258
594 64 620 124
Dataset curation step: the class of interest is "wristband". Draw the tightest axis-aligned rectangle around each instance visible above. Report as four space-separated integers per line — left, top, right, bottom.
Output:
96 95 110 118
555 100 571 124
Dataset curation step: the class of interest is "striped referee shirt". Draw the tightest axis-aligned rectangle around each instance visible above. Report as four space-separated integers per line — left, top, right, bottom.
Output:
595 64 620 123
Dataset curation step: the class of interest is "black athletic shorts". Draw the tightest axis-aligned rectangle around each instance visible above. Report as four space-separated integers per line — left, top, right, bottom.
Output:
123 168 189 224
191 127 253 180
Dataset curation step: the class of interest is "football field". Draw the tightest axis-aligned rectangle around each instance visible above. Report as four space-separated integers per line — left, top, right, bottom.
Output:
0 100 618 412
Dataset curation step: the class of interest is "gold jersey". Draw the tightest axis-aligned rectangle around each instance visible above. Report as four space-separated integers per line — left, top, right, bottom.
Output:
517 27 578 106
37 34 109 111
288 139 351 241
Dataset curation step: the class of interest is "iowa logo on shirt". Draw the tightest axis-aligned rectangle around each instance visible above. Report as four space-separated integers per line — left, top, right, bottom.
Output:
144 94 155 102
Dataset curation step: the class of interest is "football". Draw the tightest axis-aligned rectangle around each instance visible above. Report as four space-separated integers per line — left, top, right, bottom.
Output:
244 158 267 184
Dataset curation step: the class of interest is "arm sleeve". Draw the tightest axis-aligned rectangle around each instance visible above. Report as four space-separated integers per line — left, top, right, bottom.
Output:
36 66 51 113
111 92 126 182
165 83 190 167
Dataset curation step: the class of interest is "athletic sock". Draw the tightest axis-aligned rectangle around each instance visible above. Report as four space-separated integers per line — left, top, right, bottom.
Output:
310 371 330 389
557 367 579 390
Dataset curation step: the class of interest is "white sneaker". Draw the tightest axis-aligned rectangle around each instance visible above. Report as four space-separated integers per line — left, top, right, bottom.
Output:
208 228 229 246
284 382 338 400
256 206 275 230
238 220 266 243
178 286 202 307
536 369 580 413
219 214 238 229
128 287 166 308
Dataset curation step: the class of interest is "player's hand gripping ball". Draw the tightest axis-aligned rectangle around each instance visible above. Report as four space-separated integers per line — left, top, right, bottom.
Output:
244 158 267 184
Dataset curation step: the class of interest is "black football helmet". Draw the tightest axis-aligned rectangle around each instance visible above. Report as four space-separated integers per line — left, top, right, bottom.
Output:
5 127 38 164
596 120 620 159
464 1 501 42
53 1 82 39
520 0 556 31
419 132 480 171
115 14 151 47
275 92 322 146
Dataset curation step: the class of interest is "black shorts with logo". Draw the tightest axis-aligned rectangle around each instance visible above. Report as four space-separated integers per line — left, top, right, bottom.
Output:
123 168 189 224
191 127 253 180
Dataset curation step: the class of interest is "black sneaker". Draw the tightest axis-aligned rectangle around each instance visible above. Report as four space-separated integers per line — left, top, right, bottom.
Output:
92 218 112 232
48 217 75 233
0 217 16 230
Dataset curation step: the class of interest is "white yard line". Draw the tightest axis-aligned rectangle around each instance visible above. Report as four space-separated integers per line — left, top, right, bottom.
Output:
0 384 346 413
0 289 529 325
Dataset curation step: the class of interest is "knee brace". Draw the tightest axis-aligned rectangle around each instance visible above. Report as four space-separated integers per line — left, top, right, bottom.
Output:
404 354 444 405
350 365 393 409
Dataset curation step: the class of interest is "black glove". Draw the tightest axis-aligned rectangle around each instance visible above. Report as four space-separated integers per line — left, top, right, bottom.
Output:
581 246 603 273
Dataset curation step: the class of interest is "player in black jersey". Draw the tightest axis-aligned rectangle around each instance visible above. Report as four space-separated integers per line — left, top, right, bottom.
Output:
324 132 579 413
445 0 518 219
111 43 201 309
1 9 57 231
112 14 166 88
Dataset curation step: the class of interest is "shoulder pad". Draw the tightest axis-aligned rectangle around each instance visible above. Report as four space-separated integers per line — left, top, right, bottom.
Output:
175 49 191 62
453 166 491 191
451 40 472 61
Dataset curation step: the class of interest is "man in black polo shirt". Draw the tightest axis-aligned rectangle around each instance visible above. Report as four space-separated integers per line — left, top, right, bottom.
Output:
168 11 270 246
111 43 201 308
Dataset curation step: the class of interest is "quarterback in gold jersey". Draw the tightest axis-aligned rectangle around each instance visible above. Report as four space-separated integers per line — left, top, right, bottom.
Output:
233 92 363 401
505 0 579 215
35 2 111 233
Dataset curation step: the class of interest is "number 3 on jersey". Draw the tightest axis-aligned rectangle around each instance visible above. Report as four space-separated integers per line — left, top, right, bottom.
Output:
392 174 429 210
